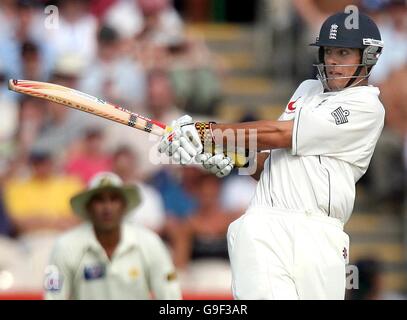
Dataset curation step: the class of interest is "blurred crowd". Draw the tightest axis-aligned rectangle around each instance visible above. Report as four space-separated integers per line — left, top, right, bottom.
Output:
0 0 255 294
0 0 405 297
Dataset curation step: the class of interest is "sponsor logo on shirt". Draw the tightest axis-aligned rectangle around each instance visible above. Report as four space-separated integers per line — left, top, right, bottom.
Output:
285 97 300 114
44 265 63 292
84 264 106 280
129 267 140 280
331 107 350 125
167 271 177 282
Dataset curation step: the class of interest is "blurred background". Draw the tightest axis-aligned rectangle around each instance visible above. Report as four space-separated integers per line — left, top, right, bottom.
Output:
0 0 405 300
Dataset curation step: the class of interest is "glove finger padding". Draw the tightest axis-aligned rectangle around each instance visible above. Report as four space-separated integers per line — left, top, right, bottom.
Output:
195 153 212 164
158 137 170 154
207 154 227 166
216 164 233 178
179 136 199 158
198 152 234 178
208 154 226 174
216 157 233 170
172 150 181 163
165 140 180 157
179 147 193 165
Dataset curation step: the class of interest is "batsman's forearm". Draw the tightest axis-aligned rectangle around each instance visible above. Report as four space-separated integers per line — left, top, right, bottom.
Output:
211 120 293 150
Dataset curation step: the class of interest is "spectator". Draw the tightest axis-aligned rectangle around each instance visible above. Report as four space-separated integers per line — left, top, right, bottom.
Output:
79 24 146 109
346 258 406 300
0 66 19 160
370 0 407 84
0 0 18 39
104 69 183 179
31 54 103 160
16 96 47 162
363 62 407 213
3 151 83 235
0 190 15 237
148 166 201 263
358 2 407 214
171 173 237 269
112 146 166 233
89 0 118 19
104 0 183 44
0 0 56 82
20 41 47 81
149 166 200 221
44 0 98 66
293 0 362 35
144 69 184 123
136 0 184 46
45 171 182 299
167 37 222 115
220 172 257 215
64 128 113 184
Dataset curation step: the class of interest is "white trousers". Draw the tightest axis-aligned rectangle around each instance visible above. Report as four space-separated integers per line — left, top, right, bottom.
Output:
227 207 349 300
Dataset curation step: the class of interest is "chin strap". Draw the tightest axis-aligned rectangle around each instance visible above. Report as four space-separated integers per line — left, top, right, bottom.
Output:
319 48 371 91
345 65 363 88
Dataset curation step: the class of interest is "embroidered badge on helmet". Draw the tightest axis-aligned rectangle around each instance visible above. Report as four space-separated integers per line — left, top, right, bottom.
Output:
329 24 338 40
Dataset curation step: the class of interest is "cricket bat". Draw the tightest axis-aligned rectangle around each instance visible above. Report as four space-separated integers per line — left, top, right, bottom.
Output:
8 79 168 136
8 79 248 167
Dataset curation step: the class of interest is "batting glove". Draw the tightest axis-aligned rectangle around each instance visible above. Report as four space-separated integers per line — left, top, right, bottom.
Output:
158 115 203 165
196 152 234 178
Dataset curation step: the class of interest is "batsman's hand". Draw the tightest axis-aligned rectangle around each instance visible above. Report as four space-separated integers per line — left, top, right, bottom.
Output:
158 115 203 165
196 151 234 178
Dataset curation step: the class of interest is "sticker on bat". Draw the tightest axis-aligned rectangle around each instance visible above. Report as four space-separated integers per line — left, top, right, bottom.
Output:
113 104 133 115
73 90 107 105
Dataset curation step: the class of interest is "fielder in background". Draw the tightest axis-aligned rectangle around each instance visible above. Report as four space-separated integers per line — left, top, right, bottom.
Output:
44 172 181 300
159 11 385 299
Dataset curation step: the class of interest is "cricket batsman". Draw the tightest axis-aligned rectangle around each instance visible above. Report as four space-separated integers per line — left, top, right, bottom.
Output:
158 11 385 299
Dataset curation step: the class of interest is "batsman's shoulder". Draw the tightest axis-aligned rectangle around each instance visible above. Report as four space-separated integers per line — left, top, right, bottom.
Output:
297 79 322 90
292 79 323 97
336 85 385 116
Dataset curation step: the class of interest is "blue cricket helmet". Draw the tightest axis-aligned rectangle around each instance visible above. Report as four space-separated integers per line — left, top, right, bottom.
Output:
310 11 384 90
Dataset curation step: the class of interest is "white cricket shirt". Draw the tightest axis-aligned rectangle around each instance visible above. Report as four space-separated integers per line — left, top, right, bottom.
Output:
249 80 385 224
44 222 182 300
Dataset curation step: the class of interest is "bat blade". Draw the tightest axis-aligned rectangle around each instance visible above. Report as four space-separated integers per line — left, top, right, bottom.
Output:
8 79 249 168
8 79 168 136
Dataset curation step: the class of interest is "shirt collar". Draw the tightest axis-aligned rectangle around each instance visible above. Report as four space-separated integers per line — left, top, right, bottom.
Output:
323 85 380 97
84 222 139 258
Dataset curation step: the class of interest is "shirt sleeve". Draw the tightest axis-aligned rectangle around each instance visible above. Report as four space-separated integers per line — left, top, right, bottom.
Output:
146 233 182 300
43 239 73 300
291 95 385 167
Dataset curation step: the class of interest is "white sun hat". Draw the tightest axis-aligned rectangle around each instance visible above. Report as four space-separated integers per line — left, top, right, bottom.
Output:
70 172 141 219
